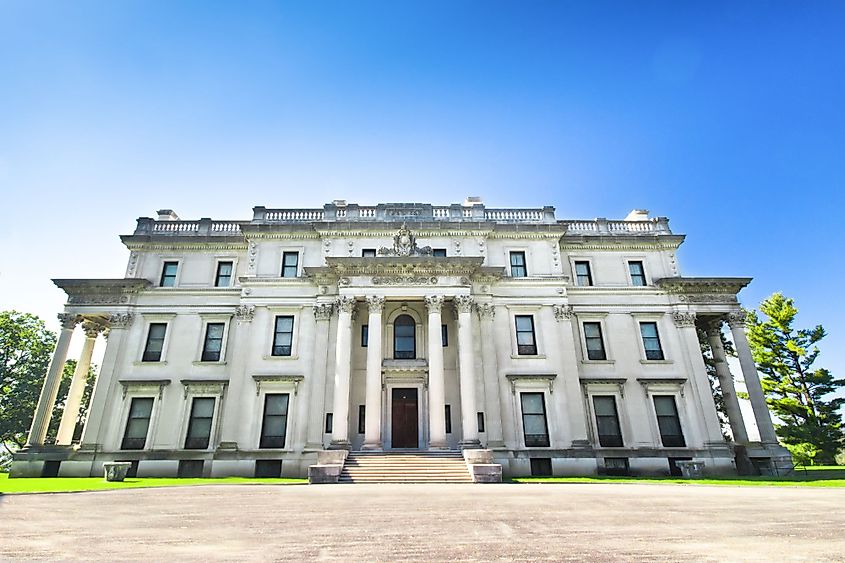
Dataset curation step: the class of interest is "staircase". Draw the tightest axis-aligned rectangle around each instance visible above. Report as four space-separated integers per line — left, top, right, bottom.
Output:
339 450 473 483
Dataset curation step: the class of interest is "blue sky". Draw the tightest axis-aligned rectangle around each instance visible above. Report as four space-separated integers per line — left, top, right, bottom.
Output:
0 1 842 386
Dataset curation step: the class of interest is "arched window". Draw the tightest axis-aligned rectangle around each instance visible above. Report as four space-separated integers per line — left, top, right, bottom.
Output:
394 315 416 359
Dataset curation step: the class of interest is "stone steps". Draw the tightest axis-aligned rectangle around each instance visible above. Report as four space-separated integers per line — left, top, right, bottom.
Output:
340 450 473 483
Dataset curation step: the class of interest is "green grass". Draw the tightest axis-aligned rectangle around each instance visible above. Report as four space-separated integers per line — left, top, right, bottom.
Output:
512 466 845 487
0 472 306 494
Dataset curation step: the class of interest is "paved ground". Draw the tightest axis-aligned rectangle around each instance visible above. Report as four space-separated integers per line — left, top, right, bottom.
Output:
1 483 844 561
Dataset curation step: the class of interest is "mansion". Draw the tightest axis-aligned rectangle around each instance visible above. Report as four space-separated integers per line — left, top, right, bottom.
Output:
12 199 791 480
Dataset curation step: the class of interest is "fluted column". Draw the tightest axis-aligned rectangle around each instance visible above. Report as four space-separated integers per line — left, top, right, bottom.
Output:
330 296 356 448
425 295 448 449
56 320 104 446
306 302 334 450
455 295 480 447
706 319 749 444
477 303 504 447
363 296 385 450
26 313 79 447
728 311 778 444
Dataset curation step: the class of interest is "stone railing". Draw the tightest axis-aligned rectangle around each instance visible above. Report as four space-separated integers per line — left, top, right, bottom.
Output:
135 218 244 235
252 203 558 223
563 217 671 235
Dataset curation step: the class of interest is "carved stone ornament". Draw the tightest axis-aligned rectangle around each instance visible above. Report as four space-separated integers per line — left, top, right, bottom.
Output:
476 303 495 319
313 302 335 321
424 295 445 313
337 296 357 314
372 275 438 285
82 320 106 339
553 304 573 322
58 313 81 329
366 296 385 313
235 305 256 322
108 313 134 329
727 310 747 328
454 295 474 314
378 223 433 257
672 311 697 328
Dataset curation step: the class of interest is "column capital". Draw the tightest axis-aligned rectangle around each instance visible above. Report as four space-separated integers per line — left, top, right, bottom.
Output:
672 310 697 328
107 312 134 329
57 313 81 330
337 296 357 314
454 295 473 314
424 295 445 313
235 305 256 322
81 320 106 339
703 317 724 333
366 295 385 313
313 302 334 321
553 304 573 322
476 303 495 320
727 310 747 328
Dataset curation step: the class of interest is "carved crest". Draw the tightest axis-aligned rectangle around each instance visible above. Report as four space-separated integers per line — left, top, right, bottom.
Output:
378 223 433 257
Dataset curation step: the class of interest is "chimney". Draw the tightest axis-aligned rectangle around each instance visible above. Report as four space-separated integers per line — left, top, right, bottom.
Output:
463 196 483 206
624 209 649 221
157 209 180 221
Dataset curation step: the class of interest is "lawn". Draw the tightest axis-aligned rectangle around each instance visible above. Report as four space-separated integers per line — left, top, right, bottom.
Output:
0 472 306 494
512 466 845 487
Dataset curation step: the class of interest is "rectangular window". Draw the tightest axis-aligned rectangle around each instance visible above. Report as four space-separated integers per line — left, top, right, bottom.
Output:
445 404 452 434
201 322 225 362
441 324 448 347
184 397 215 449
593 396 623 447
654 396 685 447
255 460 283 478
177 460 204 478
260 393 289 448
640 322 664 360
361 324 369 347
510 251 527 277
325 413 333 434
271 316 294 356
515 315 537 355
362 248 377 257
477 412 485 433
215 261 234 287
520 392 550 447
121 397 154 450
358 405 365 434
574 261 593 286
142 323 167 362
583 322 606 360
281 251 299 278
629 261 646 286
159 261 178 287
432 248 447 257
530 458 552 476
602 457 630 476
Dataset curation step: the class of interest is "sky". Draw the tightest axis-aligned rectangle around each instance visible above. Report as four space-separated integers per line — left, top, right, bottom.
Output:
0 1 843 389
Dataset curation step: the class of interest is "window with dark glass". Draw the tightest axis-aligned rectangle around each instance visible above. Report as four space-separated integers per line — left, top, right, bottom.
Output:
259 393 289 448
393 314 415 359
361 324 369 347
325 413 333 433
477 412 485 433
629 261 646 286
515 315 537 355
358 405 365 434
640 322 664 360
574 261 592 286
583 322 606 360
201 323 225 362
654 396 685 447
184 397 215 449
433 248 447 257
121 397 154 450
441 324 448 347
362 248 377 257
159 261 178 287
592 396 623 447
272 316 294 356
520 392 550 447
215 261 233 287
510 251 527 277
281 252 299 278
142 323 167 362
445 404 452 434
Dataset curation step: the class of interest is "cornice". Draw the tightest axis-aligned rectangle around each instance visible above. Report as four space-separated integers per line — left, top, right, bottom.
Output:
320 256 491 278
559 237 684 251
654 277 751 295
123 241 248 251
53 278 152 305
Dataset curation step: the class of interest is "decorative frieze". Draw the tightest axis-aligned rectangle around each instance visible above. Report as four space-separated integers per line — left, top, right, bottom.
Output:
107 313 133 329
553 304 573 321
672 311 697 328
372 275 438 285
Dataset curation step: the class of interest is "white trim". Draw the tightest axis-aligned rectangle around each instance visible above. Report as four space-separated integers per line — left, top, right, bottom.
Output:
179 393 224 452
576 314 613 363
137 314 175 364
505 247 531 278
582 384 630 448
640 382 689 448
255 384 298 452
513 385 555 449
630 313 672 364
280 247 305 278
569 256 595 287
623 256 649 287
263 308 302 360
212 257 239 288
194 314 233 364
157 258 182 288
506 306 544 358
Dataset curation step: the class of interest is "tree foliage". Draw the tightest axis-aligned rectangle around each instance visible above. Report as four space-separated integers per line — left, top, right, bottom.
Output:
746 293 844 464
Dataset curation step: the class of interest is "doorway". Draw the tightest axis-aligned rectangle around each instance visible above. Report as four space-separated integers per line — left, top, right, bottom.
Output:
391 388 419 448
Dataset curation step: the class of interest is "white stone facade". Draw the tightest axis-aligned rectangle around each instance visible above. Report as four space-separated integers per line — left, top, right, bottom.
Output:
12 200 791 479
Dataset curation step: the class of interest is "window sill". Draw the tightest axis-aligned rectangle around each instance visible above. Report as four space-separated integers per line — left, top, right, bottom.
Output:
192 361 228 366
640 359 673 365
510 354 547 360
133 361 168 366
262 355 299 361
580 359 615 365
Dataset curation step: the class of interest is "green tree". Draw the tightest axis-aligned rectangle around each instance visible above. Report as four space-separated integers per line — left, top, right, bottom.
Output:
746 293 844 464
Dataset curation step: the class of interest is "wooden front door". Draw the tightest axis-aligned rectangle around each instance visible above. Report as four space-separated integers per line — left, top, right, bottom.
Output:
391 388 419 448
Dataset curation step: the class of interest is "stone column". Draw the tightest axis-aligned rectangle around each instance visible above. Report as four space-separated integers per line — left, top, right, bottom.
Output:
454 295 480 447
363 296 385 450
477 303 504 448
706 319 749 444
728 311 779 444
306 302 334 450
217 305 255 450
330 296 356 448
425 295 448 449
26 313 79 447
552 304 591 447
56 320 103 446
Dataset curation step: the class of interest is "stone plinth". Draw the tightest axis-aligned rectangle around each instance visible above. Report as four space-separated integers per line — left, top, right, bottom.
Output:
104 462 132 482
469 464 502 483
308 464 342 484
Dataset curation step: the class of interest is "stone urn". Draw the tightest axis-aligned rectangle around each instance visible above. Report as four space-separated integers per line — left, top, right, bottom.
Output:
103 461 133 482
